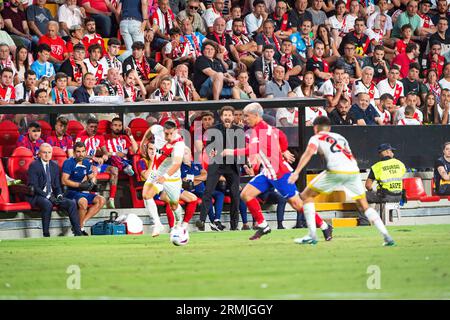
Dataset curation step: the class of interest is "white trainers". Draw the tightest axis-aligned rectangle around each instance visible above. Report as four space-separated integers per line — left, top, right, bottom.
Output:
294 235 318 245
152 224 164 237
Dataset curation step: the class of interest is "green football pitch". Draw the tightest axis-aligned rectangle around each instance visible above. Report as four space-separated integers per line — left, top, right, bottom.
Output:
0 224 449 300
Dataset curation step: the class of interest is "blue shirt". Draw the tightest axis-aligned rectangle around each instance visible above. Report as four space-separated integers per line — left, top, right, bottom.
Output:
180 33 206 51
30 60 55 80
349 104 380 125
289 32 313 59
62 158 93 191
181 161 205 194
120 0 143 21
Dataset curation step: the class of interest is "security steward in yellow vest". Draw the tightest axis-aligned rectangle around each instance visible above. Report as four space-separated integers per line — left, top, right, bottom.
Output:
365 143 406 203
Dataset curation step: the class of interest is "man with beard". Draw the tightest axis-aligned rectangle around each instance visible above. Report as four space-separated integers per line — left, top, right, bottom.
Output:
391 42 420 79
230 18 257 69
105 117 138 177
101 68 126 98
16 122 45 156
177 0 206 34
203 0 225 34
179 18 206 60
15 70 37 104
100 38 122 78
288 0 313 34
249 44 279 97
171 64 201 101
46 116 74 157
339 18 372 58
60 44 88 92
196 106 243 231
62 141 105 235
328 97 357 125
2 0 33 50
289 18 314 64
82 18 106 55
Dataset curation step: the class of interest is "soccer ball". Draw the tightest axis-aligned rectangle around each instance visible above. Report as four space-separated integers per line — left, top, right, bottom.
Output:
170 227 189 246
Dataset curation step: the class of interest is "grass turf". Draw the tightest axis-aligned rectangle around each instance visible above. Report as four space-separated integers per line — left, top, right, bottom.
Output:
0 224 449 299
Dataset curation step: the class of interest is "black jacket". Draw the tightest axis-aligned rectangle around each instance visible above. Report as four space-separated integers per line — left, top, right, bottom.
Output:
26 159 62 204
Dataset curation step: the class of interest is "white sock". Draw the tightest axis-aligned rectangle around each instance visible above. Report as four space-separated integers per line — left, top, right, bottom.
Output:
303 203 317 240
258 221 268 228
181 221 188 229
173 205 183 222
365 207 389 237
320 220 328 230
144 198 161 226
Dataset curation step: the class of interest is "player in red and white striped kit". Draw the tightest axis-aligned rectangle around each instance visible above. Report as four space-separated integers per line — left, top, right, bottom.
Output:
222 102 333 240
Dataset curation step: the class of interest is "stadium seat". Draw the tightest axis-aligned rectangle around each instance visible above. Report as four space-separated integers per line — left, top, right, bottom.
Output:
67 120 84 140
51 146 67 171
44 3 58 17
403 177 441 202
129 118 149 143
0 120 20 157
37 120 52 140
7 147 34 184
0 160 32 212
97 120 112 135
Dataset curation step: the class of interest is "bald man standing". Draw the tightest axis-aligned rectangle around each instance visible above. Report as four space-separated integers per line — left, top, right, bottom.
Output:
27 143 82 237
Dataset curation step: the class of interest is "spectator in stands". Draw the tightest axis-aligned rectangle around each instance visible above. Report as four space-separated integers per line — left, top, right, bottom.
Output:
316 24 339 61
289 18 313 63
255 20 281 56
123 69 147 101
329 97 357 125
271 0 292 40
307 0 329 34
26 0 54 42
180 17 205 60
100 38 122 78
352 66 380 108
148 75 175 101
232 70 256 99
305 103 327 127
278 39 302 89
62 141 106 235
82 17 106 55
339 18 372 59
75 117 119 209
249 44 278 96
163 28 195 73
350 91 382 125
0 18 17 54
2 0 33 51
30 44 56 81
225 4 243 35
203 0 226 34
33 88 50 105
171 64 201 101
293 70 315 97
37 76 52 99
276 105 299 126
58 0 86 38
401 63 425 97
0 43 17 77
375 93 393 125
428 17 450 59
101 68 125 98
177 0 206 34
395 92 424 124
424 69 442 104
431 0 450 27
73 72 96 103
230 18 257 69
83 44 105 85
151 0 178 49
14 45 32 86
105 117 138 176
46 116 74 157
395 24 413 56
265 65 291 98
117 0 148 61
433 141 450 195
288 0 313 34
437 88 450 124
15 70 37 104
418 0 436 33
421 92 438 125
196 106 242 231
193 40 235 100
16 121 45 155
424 42 446 80
318 64 350 113
376 65 404 106
329 0 348 48
306 40 332 88
392 0 430 40
244 0 267 36
336 41 362 81
81 0 119 38
0 67 16 105
440 63 450 91
66 25 85 55
362 45 389 85
51 72 74 104
398 105 422 125
60 44 87 92
122 41 169 96
27 143 82 237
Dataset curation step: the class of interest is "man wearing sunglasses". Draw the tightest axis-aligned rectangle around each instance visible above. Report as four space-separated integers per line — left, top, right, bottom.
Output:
177 0 206 34
16 122 45 156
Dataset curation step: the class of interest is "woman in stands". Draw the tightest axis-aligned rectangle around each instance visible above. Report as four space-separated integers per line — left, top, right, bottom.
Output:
421 92 439 125
316 24 340 63
232 70 256 100
424 69 442 105
293 71 317 97
14 45 32 86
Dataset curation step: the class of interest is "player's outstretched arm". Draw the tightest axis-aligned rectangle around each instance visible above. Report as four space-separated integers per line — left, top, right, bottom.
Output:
288 146 316 184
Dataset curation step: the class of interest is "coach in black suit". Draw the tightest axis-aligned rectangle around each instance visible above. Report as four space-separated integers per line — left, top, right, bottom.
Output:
196 106 245 231
27 143 82 237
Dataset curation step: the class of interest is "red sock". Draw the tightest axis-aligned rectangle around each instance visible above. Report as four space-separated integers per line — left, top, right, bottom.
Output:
246 198 265 225
165 205 175 228
315 213 323 228
110 184 117 199
183 200 197 223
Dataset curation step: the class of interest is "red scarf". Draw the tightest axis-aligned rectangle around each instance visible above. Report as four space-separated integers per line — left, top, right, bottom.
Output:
263 34 280 52
280 54 293 70
116 83 124 97
272 13 289 31
158 88 174 101
126 85 136 101
134 56 151 80
171 41 186 59
391 81 402 105
89 59 103 84
213 32 229 60
70 58 82 82
184 35 201 57
53 87 70 104
313 55 329 72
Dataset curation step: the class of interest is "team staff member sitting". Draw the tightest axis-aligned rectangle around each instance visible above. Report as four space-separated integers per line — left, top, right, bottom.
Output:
365 143 406 204
434 142 450 196
27 143 83 237
62 142 106 235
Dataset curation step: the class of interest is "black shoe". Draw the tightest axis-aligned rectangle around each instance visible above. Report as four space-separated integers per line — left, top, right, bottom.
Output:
195 220 205 231
216 221 226 231
249 225 271 240
358 219 371 226
277 221 285 229
252 223 258 230
81 230 89 236
241 224 251 230
210 222 220 232
322 225 333 241
43 233 50 238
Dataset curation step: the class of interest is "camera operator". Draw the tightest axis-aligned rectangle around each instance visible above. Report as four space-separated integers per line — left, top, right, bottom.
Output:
62 141 106 235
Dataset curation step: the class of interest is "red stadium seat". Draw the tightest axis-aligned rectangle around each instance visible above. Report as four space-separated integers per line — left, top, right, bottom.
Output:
403 177 441 202
0 160 32 212
67 120 84 140
0 120 20 157
129 118 149 143
224 196 231 204
37 120 52 140
7 147 34 184
97 120 112 135
51 146 67 171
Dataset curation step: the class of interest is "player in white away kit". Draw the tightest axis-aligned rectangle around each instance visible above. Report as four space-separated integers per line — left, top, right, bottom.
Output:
289 116 395 246
142 120 186 237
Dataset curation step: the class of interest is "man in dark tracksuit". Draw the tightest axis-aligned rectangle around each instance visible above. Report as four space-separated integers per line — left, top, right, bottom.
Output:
196 106 245 231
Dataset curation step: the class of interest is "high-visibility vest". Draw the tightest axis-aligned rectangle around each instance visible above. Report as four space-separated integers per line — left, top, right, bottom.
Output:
371 158 406 194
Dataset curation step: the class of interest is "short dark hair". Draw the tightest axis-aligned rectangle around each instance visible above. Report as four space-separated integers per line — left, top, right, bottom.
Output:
25 70 37 78
37 43 51 53
253 0 265 7
202 40 218 53
163 120 177 130
401 23 412 32
88 43 102 53
0 67 14 76
312 116 331 127
55 72 68 82
108 37 121 47
374 45 384 52
201 111 214 119
380 93 394 101
232 17 244 25
34 88 47 97
219 105 235 116
56 116 69 126
73 43 86 52
355 18 365 25
87 118 99 125
262 44 275 51
28 122 41 130
74 141 86 151
84 17 95 25
409 62 421 71
169 27 182 36
131 41 145 50
390 65 400 72
406 42 418 53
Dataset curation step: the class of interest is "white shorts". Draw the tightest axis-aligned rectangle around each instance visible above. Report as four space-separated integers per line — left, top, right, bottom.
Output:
145 171 182 203
307 171 366 200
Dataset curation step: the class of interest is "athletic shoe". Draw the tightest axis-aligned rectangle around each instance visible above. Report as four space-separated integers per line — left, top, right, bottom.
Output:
216 221 226 231
241 224 251 230
107 198 115 209
123 165 135 176
322 225 333 241
152 224 164 237
81 230 89 236
210 222 220 232
383 236 396 247
277 222 285 230
294 235 318 245
249 225 271 240
195 220 205 231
